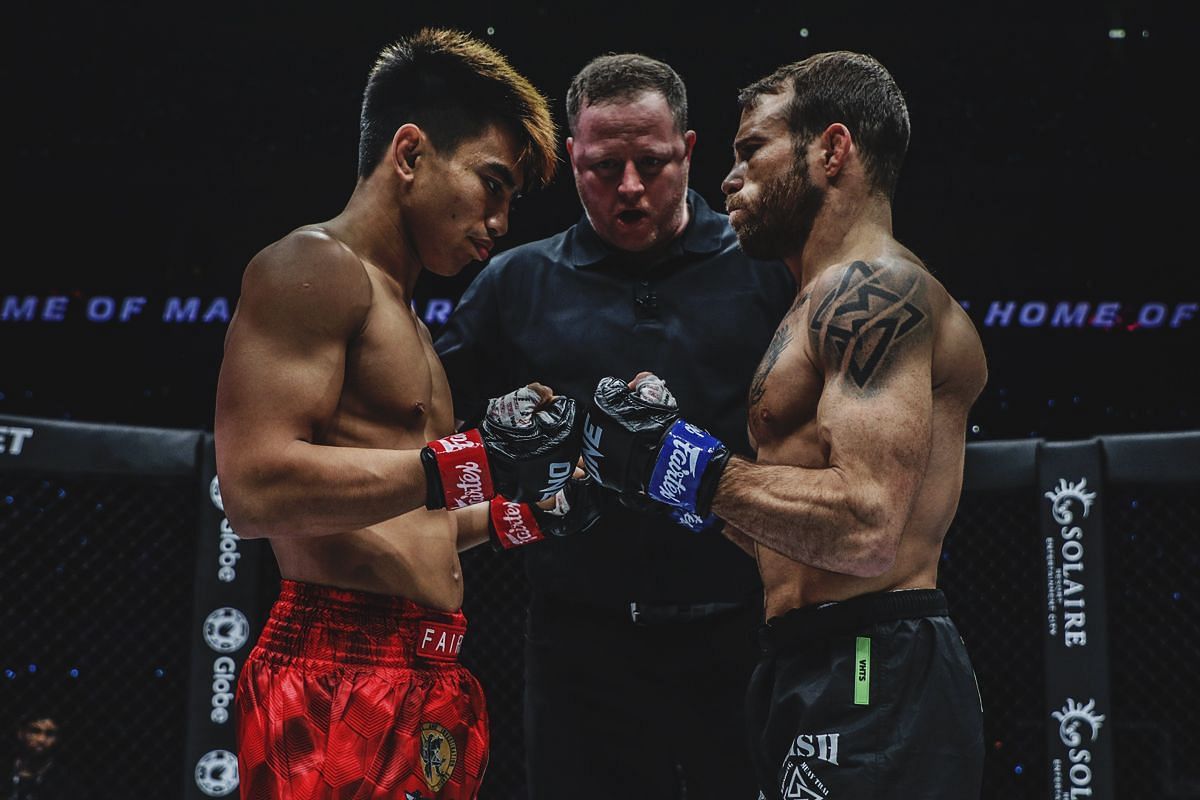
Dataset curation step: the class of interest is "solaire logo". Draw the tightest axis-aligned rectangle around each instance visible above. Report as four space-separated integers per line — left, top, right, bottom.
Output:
1045 477 1097 648
1045 478 1096 525
1051 698 1105 799
1053 697 1105 747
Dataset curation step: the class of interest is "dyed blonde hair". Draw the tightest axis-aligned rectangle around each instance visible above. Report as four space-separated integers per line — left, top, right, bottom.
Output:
359 28 557 189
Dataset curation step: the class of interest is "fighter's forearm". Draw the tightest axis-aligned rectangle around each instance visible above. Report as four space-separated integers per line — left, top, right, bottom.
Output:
452 503 492 552
217 440 431 539
711 456 897 577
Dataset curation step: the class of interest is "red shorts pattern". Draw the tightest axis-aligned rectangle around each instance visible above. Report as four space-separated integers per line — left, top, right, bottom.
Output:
236 580 489 799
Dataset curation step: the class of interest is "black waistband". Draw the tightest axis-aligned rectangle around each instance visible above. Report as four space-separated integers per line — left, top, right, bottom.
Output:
759 589 948 653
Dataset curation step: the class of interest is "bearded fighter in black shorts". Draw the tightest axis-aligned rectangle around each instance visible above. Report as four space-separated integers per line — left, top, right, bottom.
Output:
582 51 988 799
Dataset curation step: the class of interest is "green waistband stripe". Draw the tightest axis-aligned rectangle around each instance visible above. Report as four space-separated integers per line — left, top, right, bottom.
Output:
854 636 871 706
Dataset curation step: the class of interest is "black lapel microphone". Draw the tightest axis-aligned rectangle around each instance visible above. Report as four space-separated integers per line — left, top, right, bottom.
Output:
634 281 659 320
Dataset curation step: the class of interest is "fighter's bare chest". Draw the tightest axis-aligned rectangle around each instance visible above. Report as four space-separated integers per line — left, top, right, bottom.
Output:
341 304 447 434
746 295 822 448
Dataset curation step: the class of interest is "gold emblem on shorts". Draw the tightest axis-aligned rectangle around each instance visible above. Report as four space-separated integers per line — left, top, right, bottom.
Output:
419 722 458 792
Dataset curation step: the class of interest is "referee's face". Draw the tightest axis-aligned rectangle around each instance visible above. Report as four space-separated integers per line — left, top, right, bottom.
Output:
567 90 696 254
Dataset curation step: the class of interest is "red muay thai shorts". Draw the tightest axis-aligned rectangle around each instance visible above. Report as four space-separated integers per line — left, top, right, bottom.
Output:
236 580 489 799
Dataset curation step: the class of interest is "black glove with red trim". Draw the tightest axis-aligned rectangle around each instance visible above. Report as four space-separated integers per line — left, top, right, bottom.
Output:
422 386 581 509
488 474 604 550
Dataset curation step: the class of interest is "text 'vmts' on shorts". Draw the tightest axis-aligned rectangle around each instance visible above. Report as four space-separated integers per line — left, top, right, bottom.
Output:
747 589 984 800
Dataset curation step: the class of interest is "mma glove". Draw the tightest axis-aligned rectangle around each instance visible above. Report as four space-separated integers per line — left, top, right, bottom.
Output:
422 386 582 509
583 374 730 517
487 474 605 551
669 507 726 534
615 486 725 534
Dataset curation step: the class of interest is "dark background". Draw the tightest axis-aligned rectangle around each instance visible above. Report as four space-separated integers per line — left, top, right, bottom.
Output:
4 1 1197 440
3 4 1198 797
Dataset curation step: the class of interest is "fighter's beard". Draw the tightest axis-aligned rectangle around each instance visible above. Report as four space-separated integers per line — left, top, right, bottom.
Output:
732 157 824 260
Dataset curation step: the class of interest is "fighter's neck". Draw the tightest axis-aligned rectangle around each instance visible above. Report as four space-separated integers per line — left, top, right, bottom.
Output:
325 186 425 300
791 196 894 289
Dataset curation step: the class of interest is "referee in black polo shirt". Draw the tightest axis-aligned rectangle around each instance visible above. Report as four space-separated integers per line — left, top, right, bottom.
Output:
436 53 793 800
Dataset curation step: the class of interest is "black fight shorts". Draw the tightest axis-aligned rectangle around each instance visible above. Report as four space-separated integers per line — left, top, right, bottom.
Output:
747 589 984 800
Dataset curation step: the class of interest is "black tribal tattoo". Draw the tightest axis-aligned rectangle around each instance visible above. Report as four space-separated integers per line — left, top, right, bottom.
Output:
809 261 927 391
749 292 809 406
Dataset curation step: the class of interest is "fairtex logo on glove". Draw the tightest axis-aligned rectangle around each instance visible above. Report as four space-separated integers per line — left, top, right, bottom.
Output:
490 498 545 549
454 462 488 507
655 440 703 502
438 432 483 453
672 508 721 533
428 429 495 508
648 420 723 512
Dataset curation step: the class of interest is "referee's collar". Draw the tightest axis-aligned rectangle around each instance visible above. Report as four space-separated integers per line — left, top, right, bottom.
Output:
566 188 727 268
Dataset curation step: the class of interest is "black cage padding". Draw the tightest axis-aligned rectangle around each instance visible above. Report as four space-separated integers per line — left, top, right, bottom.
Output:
2 416 1197 800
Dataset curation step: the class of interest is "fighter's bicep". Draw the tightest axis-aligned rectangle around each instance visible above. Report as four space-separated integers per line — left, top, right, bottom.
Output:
216 242 371 444
808 260 934 488
807 259 932 396
818 366 932 481
219 312 347 441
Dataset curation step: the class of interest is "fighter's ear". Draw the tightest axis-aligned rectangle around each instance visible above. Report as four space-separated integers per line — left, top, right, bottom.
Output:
391 124 424 179
819 123 852 178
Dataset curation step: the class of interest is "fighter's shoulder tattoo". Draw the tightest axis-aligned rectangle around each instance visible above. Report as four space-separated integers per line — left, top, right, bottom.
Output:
749 291 810 406
808 260 930 392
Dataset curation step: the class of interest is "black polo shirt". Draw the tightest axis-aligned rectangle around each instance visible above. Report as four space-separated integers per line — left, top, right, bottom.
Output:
435 189 795 613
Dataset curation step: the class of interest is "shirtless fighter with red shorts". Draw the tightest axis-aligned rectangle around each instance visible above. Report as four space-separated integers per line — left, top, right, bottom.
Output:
214 29 580 800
